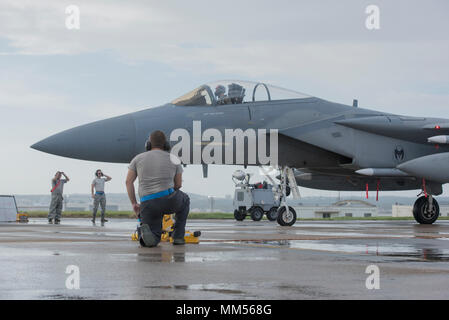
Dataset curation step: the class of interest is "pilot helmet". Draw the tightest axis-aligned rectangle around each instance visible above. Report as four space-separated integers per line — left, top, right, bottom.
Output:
215 85 226 97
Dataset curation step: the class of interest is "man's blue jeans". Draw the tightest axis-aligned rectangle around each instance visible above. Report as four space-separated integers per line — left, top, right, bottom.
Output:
139 190 190 245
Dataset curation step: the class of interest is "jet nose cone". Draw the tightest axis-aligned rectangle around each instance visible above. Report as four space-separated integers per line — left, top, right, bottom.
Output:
30 140 50 153
31 114 137 163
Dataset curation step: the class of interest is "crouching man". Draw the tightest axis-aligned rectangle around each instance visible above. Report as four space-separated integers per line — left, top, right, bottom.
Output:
125 130 190 247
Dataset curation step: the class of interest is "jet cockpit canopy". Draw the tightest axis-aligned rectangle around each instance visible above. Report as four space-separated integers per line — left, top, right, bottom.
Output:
171 80 311 107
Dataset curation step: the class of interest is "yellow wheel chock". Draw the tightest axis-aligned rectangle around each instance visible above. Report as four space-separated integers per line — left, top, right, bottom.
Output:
131 214 201 244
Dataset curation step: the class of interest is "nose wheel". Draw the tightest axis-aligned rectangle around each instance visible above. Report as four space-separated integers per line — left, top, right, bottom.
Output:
413 195 440 224
276 206 297 226
275 166 299 226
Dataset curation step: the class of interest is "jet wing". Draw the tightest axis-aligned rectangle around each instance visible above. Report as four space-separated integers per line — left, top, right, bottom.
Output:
335 115 449 144
280 114 449 189
280 114 449 165
279 115 357 160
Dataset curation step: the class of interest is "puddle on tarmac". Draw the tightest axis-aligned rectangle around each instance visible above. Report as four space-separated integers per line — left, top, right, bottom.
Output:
144 282 332 298
112 250 279 263
237 240 449 262
0 247 76 257
291 231 377 237
206 229 375 237
29 218 138 229
41 294 88 300
145 283 245 295
57 231 127 238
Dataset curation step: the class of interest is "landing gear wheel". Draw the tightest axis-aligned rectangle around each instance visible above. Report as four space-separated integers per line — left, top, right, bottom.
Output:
277 206 296 226
234 209 246 221
266 207 278 221
413 196 439 224
250 207 264 221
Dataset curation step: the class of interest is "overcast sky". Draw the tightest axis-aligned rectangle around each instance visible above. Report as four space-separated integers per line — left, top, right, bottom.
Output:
1 0 449 199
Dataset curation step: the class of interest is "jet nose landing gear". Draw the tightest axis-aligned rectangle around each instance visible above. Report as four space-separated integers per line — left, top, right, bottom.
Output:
413 195 440 224
276 206 297 226
275 166 299 226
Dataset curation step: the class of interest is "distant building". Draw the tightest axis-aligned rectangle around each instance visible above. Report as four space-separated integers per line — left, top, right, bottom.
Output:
293 200 378 219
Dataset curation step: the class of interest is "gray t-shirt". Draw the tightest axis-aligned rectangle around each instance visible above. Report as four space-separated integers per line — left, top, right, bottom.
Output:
92 177 108 193
51 179 67 195
128 150 183 198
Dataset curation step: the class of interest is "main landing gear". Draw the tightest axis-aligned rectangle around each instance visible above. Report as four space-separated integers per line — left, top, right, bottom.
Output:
413 194 440 224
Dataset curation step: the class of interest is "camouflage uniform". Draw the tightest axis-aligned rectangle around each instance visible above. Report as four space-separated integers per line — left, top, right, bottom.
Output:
48 179 67 221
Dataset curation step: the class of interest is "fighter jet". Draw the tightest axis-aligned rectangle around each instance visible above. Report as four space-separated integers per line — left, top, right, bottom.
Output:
31 80 449 226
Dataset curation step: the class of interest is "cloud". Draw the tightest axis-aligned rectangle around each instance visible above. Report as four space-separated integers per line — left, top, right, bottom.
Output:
1 0 449 197
0 83 68 111
1 1 448 87
1 0 448 115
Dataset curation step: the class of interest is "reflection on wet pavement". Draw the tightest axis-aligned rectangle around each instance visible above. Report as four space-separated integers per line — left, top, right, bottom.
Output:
110 249 280 264
145 283 246 296
234 239 449 262
143 282 333 299
1 219 449 299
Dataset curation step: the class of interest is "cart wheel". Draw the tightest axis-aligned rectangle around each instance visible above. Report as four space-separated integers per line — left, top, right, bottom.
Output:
234 209 246 221
277 206 296 226
250 207 264 221
266 207 278 221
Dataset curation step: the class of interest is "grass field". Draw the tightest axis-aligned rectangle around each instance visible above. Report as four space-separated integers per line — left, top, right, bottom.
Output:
22 211 449 221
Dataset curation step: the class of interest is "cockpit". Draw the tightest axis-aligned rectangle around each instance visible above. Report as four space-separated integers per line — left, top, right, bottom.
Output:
171 80 311 107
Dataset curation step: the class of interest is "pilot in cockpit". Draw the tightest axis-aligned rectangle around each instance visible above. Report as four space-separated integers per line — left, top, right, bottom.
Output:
215 85 227 105
228 83 245 104
215 83 246 105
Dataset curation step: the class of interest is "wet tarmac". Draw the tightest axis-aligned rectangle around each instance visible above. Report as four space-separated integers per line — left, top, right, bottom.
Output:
0 218 449 299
